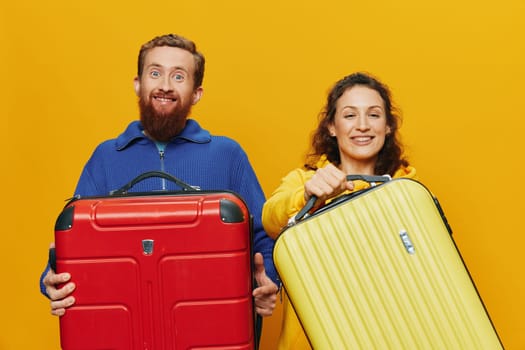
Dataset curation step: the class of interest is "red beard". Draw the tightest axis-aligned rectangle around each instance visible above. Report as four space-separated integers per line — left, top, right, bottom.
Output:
139 94 192 142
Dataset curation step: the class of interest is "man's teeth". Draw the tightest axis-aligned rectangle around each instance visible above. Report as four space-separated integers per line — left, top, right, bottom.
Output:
155 97 175 102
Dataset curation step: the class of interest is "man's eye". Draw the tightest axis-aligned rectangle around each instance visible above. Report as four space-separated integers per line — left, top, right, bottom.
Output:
150 71 161 78
174 74 184 81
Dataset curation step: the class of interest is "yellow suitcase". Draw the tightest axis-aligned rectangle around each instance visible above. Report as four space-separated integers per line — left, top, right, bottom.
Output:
274 177 503 349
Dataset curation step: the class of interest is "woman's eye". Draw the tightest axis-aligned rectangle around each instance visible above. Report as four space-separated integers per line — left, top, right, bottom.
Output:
344 114 355 119
370 114 380 118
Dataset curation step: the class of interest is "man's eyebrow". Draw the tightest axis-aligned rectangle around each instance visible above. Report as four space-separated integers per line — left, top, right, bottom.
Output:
145 63 189 73
145 63 162 69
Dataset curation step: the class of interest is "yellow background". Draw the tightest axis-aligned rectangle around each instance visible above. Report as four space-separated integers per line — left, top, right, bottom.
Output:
2 0 524 349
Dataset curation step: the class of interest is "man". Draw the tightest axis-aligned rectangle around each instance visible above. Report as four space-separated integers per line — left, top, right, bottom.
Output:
40 34 278 319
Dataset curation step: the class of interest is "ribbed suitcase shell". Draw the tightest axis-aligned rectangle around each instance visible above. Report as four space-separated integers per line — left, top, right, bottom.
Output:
274 178 502 349
54 191 255 350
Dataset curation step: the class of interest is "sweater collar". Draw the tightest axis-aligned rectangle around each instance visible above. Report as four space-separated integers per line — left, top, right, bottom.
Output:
116 119 211 150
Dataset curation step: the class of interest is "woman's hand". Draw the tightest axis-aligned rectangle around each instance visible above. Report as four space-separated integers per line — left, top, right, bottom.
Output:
304 163 354 209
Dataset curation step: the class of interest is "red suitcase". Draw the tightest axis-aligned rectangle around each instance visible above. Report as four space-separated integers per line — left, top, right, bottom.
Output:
52 172 256 350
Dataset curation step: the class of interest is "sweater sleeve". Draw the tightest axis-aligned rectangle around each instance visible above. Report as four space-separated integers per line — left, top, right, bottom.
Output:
228 147 279 285
262 168 314 238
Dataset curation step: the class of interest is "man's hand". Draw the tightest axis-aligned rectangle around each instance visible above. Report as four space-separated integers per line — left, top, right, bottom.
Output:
252 252 278 317
43 243 76 316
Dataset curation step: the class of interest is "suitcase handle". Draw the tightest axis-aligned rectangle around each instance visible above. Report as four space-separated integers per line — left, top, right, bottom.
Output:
291 174 391 224
48 247 56 271
110 171 196 195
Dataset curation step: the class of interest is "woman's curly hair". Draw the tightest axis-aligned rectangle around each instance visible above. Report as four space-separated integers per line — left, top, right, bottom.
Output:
305 72 408 176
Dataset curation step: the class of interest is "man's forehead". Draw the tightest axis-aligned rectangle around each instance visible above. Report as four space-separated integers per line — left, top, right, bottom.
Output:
143 46 195 70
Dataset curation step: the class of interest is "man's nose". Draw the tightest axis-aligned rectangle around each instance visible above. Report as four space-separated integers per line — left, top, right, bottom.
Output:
160 76 173 91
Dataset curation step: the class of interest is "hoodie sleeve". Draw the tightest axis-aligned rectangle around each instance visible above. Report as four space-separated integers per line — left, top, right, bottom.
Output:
262 168 314 239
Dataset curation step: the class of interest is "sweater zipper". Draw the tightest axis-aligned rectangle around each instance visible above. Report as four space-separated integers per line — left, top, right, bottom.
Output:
155 142 167 190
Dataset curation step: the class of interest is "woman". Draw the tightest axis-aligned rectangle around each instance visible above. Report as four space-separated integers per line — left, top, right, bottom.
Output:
262 72 416 349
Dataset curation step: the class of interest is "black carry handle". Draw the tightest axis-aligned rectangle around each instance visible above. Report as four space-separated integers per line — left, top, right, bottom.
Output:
49 247 56 271
292 174 392 223
110 171 196 195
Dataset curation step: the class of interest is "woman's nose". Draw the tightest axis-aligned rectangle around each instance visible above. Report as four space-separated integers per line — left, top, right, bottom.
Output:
356 115 370 130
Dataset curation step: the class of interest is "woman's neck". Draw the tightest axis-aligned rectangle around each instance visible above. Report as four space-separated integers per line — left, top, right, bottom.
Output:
339 159 377 175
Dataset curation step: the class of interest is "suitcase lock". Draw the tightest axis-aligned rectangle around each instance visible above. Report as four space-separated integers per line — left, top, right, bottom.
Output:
142 239 154 255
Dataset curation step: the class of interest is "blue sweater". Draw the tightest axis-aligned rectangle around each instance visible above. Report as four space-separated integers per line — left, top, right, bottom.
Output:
40 119 277 294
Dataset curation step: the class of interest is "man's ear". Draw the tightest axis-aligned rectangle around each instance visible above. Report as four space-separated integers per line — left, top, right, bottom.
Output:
192 86 203 105
133 77 140 96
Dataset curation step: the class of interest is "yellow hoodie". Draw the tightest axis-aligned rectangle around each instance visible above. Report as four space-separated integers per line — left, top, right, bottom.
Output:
262 157 417 349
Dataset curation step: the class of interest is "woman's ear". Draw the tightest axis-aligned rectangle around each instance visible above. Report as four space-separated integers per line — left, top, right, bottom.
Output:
328 124 336 137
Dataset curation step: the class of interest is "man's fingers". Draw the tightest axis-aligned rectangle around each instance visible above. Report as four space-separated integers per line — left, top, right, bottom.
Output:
254 253 271 287
44 271 71 287
254 296 276 316
253 290 277 317
252 283 278 297
47 281 76 301
253 288 277 302
51 308 65 317
255 306 274 317
50 295 76 317
44 270 74 300
253 252 264 274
